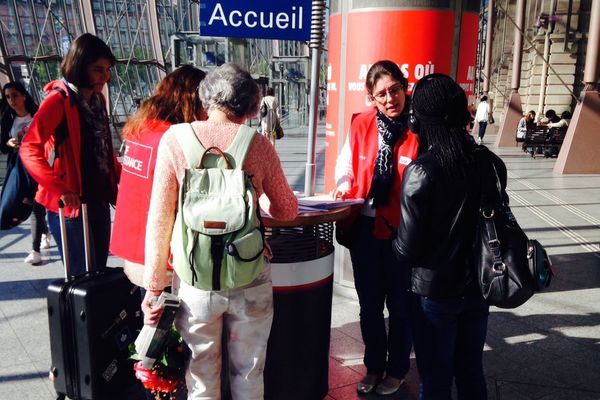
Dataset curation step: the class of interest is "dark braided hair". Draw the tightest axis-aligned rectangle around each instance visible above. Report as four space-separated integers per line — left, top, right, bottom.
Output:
411 74 473 180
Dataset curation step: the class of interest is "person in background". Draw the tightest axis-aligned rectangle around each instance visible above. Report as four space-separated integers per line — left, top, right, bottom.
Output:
142 63 298 399
20 33 121 276
394 74 507 400
540 109 560 126
259 87 280 146
474 95 490 145
547 110 571 129
516 110 536 142
1 82 50 264
110 65 206 288
333 60 418 396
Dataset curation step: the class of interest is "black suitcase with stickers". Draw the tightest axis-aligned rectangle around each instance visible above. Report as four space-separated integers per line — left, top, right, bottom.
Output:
47 202 143 399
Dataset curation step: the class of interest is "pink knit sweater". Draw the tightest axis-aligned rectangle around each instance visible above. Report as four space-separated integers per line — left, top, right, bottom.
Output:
143 121 298 291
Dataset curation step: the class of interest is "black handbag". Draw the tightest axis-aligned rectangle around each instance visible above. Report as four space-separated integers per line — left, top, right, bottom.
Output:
474 153 552 308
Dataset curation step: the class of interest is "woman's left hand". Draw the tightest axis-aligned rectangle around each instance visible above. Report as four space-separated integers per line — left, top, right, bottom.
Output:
6 138 19 149
141 289 164 325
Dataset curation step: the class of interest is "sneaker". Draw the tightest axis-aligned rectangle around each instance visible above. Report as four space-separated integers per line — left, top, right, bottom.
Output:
24 250 42 265
375 375 405 396
477 137 482 145
40 233 51 250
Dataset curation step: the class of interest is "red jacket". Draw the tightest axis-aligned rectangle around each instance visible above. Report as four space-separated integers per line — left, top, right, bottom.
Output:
20 80 121 218
110 119 170 265
348 108 419 239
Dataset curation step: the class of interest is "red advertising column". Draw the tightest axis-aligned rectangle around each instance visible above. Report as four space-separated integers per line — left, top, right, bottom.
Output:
457 11 480 109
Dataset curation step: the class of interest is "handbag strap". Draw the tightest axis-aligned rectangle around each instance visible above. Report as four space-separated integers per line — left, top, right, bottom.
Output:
476 148 506 275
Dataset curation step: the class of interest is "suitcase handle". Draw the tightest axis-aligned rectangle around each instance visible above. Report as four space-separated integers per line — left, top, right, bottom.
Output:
58 200 93 278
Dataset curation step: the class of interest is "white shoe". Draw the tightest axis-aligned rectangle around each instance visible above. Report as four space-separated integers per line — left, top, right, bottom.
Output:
41 233 51 250
24 251 42 265
477 137 482 145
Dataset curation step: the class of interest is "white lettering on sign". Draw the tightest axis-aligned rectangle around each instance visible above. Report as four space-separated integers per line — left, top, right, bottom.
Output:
123 155 144 172
208 3 304 30
122 140 153 179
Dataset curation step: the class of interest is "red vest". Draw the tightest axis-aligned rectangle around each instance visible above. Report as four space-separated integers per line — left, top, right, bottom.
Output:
348 108 419 239
110 120 170 265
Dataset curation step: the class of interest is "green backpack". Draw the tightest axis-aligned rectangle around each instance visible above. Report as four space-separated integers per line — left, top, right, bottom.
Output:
171 123 265 291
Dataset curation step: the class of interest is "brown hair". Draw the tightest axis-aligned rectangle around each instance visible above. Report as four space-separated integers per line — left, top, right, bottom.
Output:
365 60 408 94
60 33 116 89
121 65 206 140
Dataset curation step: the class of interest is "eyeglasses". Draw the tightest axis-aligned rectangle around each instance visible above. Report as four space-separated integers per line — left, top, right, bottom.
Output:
370 84 404 103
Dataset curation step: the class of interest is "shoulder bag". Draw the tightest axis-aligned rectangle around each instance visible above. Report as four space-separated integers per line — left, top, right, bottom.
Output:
474 150 553 308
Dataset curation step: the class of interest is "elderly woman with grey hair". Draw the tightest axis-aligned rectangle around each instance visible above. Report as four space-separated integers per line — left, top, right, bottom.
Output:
142 63 298 398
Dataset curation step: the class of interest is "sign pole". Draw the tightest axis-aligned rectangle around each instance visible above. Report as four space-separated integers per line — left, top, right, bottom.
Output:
304 0 326 196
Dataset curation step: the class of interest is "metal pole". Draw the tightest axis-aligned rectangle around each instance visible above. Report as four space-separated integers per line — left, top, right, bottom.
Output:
483 0 494 94
304 0 326 196
583 0 600 88
511 0 526 90
537 0 557 120
450 0 463 80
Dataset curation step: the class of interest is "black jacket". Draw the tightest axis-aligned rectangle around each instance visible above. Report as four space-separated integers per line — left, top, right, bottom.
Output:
393 145 507 298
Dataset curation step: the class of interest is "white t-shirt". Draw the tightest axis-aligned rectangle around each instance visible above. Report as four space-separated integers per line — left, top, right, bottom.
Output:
475 101 490 123
10 113 33 142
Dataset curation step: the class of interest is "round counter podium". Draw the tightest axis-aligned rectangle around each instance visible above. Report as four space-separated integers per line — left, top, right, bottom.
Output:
262 206 349 400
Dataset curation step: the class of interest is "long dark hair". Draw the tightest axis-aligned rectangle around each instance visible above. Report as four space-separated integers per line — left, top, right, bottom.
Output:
61 33 116 89
411 74 473 179
2 81 38 117
122 65 205 140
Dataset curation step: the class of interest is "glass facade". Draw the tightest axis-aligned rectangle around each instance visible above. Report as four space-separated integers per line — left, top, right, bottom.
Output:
0 0 317 138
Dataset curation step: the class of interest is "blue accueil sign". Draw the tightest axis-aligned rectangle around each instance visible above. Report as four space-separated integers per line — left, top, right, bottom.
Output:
200 0 313 41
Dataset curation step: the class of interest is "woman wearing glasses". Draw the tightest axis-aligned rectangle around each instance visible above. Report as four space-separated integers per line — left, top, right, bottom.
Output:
333 60 419 395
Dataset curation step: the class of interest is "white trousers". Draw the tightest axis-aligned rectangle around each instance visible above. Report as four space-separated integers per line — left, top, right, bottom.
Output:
173 276 274 400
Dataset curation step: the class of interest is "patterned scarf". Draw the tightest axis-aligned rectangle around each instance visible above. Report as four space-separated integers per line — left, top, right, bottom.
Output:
369 109 406 208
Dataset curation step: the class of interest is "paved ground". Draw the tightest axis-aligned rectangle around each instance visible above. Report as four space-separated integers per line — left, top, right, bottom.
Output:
1 129 600 400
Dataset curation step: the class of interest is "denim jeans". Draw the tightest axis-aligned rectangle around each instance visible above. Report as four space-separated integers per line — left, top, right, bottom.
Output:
478 121 488 140
349 216 412 378
47 201 111 277
412 294 489 400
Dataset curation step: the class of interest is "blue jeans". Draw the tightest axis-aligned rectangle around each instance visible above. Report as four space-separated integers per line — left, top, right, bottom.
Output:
478 121 488 139
412 294 489 400
349 216 412 378
47 201 111 277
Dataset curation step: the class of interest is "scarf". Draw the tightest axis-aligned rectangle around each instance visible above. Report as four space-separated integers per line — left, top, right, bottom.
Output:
369 109 406 208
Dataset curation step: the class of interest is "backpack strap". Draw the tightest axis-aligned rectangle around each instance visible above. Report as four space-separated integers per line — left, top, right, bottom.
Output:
176 123 207 168
226 125 257 169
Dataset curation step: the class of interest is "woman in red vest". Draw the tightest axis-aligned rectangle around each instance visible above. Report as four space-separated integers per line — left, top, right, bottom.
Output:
333 60 419 395
110 65 206 288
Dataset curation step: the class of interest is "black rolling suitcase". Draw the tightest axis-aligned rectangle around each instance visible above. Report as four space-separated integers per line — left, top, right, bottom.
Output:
47 202 143 399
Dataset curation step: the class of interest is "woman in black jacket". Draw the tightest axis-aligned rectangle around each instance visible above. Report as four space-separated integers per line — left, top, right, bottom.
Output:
394 74 507 400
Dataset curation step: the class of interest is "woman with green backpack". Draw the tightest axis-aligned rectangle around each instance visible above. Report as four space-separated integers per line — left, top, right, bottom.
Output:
142 63 298 399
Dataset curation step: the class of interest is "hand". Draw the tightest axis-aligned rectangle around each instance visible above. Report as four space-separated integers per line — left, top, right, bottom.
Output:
59 192 81 209
141 290 164 325
6 138 19 149
331 188 349 200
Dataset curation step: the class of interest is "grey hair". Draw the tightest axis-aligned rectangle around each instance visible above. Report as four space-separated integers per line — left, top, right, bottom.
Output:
198 63 261 119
